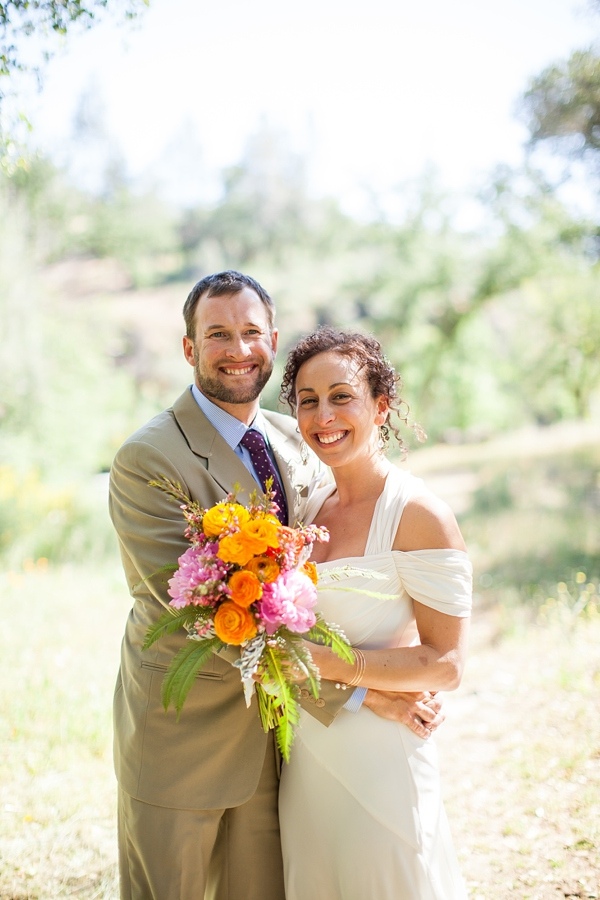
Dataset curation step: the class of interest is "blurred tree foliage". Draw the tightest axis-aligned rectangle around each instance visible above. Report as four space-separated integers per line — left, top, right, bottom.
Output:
0 112 600 558
0 0 146 89
520 0 600 196
522 49 600 177
2 135 600 464
5 151 179 277
1 118 600 563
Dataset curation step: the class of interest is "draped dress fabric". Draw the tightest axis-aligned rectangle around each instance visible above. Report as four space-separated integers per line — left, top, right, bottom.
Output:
279 467 472 900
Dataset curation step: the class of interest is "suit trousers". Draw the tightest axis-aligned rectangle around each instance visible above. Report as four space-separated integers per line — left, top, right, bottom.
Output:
117 735 285 900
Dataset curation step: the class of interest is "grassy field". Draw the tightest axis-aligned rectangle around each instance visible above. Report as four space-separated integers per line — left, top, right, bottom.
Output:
1 422 599 898
0 562 126 899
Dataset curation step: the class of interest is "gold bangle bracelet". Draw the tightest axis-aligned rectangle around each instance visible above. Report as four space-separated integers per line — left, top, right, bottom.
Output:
346 647 366 688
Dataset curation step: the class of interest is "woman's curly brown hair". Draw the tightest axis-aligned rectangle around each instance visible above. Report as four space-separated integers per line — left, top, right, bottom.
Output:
280 326 425 455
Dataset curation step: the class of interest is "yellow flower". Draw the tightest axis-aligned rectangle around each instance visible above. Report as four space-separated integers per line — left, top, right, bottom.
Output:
203 502 250 538
261 513 281 528
228 570 263 607
302 561 318 586
245 555 281 583
214 601 257 645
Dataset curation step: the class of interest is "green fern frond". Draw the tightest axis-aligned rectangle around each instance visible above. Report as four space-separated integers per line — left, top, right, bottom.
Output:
319 565 387 582
325 584 399 601
272 696 299 761
133 563 178 593
258 645 302 762
307 616 355 664
161 637 223 716
287 639 321 699
317 566 396 599
263 644 292 700
142 607 199 650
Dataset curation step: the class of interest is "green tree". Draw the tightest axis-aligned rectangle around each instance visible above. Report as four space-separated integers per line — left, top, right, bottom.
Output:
201 126 314 265
518 268 600 420
1 0 146 87
0 161 164 481
3 150 178 284
521 49 600 178
313 167 600 439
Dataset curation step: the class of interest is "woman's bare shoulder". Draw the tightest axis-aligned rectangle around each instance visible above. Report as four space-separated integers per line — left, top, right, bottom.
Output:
393 485 467 552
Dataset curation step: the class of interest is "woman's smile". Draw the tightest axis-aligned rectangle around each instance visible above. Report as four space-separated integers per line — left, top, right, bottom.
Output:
314 430 348 445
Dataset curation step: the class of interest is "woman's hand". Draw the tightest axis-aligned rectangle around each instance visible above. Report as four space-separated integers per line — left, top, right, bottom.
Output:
363 689 445 739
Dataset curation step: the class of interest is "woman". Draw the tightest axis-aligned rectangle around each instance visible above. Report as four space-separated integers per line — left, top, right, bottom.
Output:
278 326 472 900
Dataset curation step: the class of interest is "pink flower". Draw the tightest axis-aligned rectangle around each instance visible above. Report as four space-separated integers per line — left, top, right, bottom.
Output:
257 570 317 635
167 545 231 608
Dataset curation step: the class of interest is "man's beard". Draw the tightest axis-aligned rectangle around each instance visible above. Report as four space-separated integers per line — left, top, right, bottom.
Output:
195 358 274 405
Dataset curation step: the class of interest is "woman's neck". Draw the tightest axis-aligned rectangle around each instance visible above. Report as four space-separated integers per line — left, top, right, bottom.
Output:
329 456 392 507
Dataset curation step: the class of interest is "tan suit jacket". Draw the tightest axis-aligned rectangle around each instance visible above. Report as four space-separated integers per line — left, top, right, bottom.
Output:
109 387 346 811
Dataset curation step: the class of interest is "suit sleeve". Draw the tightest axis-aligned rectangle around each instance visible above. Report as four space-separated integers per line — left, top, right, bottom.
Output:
109 438 194 612
298 678 348 726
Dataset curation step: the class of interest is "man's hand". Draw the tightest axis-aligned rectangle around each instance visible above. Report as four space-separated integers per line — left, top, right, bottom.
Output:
363 689 445 740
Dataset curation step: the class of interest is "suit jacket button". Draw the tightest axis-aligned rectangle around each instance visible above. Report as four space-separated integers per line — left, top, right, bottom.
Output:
315 698 325 708
300 689 310 699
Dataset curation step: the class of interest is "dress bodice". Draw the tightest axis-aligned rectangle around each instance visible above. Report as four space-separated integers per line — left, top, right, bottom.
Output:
308 467 472 650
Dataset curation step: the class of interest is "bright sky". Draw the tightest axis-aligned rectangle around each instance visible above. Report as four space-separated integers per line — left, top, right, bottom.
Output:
24 0 597 213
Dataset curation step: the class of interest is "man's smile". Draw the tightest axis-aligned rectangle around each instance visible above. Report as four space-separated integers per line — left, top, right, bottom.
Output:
221 365 256 376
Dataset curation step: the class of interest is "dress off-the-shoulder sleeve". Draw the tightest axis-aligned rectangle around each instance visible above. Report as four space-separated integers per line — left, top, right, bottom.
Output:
393 549 472 617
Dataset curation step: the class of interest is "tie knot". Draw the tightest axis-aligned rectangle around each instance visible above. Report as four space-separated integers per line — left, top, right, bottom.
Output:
240 429 267 452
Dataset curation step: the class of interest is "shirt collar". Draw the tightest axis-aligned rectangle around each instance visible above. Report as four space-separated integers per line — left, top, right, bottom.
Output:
190 384 269 450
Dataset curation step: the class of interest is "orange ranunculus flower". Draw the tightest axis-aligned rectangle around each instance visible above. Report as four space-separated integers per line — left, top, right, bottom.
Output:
245 555 281 583
217 532 256 566
228 570 263 607
302 561 318 586
219 520 280 564
203 502 250 538
213 601 257 645
240 518 280 554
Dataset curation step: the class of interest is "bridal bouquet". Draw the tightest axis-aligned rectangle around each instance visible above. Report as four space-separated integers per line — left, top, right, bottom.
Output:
143 476 354 761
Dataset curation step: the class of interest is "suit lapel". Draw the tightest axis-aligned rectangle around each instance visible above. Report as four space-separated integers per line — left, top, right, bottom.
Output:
172 389 257 498
172 389 306 516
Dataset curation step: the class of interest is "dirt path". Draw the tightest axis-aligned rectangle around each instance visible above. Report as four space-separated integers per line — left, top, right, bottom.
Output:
436 612 600 899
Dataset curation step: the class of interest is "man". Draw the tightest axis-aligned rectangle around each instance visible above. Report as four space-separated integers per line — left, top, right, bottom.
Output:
109 270 443 900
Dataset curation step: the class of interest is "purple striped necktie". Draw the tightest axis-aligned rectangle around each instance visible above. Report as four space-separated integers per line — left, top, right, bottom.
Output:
240 429 289 525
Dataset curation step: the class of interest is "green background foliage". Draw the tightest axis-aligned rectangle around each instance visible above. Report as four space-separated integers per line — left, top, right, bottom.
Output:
1 7 599 597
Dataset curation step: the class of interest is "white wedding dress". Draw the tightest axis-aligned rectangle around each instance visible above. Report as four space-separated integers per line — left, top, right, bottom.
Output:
279 467 472 900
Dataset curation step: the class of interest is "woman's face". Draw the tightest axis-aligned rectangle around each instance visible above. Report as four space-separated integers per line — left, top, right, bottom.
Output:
295 350 388 466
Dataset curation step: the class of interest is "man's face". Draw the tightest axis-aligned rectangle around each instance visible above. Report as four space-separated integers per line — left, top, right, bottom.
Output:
183 287 278 416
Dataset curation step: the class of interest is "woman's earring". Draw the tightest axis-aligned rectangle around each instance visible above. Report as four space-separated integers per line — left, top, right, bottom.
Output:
300 440 309 465
377 427 388 453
